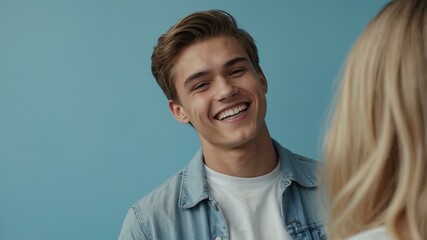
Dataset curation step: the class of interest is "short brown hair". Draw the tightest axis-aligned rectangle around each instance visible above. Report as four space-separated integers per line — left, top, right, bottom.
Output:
151 10 261 101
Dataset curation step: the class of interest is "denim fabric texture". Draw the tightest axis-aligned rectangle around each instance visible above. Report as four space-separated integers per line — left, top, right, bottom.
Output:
118 139 327 240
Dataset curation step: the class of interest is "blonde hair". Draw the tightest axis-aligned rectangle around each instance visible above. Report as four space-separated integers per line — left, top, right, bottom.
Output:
323 0 427 239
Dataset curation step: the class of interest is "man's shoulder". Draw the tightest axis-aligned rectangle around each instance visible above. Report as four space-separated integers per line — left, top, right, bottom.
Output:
119 170 188 239
288 150 321 179
274 139 320 165
273 139 322 186
132 170 184 212
291 151 322 169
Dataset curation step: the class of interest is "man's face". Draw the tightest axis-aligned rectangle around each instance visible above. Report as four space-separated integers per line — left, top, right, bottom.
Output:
169 36 268 150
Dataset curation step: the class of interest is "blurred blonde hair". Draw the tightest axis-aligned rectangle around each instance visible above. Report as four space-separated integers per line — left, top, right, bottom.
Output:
323 0 427 239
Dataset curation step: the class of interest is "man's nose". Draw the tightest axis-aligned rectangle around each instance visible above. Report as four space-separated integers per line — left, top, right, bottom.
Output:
214 77 238 101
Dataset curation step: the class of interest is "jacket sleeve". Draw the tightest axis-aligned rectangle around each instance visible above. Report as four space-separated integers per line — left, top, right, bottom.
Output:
118 207 149 240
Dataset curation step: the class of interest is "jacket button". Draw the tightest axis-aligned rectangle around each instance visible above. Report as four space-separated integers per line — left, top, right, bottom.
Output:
214 237 222 240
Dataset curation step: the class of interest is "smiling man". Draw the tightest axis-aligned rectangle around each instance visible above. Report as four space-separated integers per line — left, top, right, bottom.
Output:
119 10 326 240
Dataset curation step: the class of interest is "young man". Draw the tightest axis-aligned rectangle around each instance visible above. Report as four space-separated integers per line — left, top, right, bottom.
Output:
119 10 326 240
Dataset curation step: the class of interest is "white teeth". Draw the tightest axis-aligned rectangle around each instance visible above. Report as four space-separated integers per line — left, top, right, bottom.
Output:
217 104 248 120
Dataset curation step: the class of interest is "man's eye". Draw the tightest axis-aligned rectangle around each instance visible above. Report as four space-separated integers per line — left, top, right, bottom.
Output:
192 82 209 91
228 68 245 77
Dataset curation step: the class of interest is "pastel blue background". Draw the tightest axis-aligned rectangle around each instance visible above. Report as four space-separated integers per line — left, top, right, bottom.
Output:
1 0 388 239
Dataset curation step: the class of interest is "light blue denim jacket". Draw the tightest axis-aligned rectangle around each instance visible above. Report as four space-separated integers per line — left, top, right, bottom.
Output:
119 139 327 240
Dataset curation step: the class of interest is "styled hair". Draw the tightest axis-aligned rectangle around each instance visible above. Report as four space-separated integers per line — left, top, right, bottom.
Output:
323 0 427 239
151 10 260 101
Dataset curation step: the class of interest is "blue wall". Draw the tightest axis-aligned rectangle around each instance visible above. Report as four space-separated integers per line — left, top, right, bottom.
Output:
0 0 388 239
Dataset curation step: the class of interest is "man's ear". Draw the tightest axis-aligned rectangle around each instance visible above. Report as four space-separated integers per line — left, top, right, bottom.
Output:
258 69 268 93
168 100 190 124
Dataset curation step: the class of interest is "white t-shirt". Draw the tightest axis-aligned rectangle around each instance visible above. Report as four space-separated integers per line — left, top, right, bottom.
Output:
347 226 391 240
204 162 291 240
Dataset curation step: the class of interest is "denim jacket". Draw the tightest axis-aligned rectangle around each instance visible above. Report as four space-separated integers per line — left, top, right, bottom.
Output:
119 139 327 240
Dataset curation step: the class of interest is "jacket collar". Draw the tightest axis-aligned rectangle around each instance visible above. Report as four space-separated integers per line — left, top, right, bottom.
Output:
273 139 318 189
178 139 318 209
178 149 210 209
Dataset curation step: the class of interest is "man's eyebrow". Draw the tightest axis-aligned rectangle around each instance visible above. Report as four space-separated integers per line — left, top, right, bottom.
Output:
183 70 210 88
223 56 249 68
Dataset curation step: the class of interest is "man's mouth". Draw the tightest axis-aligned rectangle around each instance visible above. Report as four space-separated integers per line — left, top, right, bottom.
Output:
215 103 249 120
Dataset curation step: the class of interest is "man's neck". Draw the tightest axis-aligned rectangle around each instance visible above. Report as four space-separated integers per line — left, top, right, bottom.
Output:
200 126 278 177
